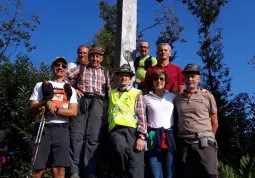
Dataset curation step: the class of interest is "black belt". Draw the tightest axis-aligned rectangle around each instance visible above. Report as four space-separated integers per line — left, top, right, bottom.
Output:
83 92 105 100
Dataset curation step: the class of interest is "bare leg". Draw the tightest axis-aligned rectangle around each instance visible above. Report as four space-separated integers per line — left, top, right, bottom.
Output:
52 167 65 178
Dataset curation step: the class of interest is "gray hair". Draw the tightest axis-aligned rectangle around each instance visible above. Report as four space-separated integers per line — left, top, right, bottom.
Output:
157 43 171 51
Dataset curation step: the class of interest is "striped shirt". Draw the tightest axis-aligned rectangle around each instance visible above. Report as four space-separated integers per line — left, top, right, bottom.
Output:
65 64 110 97
118 86 147 136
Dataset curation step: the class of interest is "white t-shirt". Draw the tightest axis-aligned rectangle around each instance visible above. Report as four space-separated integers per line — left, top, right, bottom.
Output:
68 62 78 69
144 90 176 129
30 81 77 123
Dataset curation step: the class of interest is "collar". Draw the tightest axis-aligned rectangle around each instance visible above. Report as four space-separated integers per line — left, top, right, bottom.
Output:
149 89 168 97
156 61 172 67
182 89 198 97
86 63 103 69
118 85 133 92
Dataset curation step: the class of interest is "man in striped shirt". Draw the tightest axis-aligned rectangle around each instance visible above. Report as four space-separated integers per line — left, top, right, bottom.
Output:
65 46 110 178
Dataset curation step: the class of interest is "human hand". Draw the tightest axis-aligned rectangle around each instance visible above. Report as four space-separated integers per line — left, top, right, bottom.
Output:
198 88 210 93
135 78 142 84
76 89 84 98
135 138 145 152
46 100 56 114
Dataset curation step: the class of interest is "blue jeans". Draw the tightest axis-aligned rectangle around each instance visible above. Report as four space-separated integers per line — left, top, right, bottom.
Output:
149 149 175 178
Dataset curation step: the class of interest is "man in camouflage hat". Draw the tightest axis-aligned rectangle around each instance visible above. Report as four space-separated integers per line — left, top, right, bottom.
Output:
174 64 219 178
107 64 147 178
65 46 110 178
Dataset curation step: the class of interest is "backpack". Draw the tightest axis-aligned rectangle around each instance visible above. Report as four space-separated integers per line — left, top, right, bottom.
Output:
134 56 153 71
42 82 72 109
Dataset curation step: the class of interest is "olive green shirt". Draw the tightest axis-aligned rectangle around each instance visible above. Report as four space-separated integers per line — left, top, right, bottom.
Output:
174 91 217 135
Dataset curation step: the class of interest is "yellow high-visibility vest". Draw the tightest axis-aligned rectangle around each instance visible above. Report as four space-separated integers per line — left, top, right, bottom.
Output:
108 88 141 131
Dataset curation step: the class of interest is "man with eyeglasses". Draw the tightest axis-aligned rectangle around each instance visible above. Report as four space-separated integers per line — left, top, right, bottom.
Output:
29 57 78 178
145 43 184 94
65 46 111 178
174 64 218 178
134 40 157 90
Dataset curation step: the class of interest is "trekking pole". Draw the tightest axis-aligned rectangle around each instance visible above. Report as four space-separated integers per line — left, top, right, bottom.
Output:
27 106 46 178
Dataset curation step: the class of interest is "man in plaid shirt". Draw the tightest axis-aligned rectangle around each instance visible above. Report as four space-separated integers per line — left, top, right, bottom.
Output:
107 64 147 178
65 46 110 178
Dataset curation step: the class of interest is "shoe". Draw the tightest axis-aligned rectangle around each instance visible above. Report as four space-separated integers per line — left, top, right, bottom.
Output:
70 173 80 178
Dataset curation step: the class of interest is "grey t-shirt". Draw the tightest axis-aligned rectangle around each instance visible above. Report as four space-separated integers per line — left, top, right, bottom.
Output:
174 91 217 135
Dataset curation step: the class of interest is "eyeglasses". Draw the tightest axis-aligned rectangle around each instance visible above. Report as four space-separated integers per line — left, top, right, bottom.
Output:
54 63 68 69
153 77 165 81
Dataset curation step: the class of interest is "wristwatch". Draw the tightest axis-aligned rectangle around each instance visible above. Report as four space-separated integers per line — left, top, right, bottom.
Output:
138 134 146 140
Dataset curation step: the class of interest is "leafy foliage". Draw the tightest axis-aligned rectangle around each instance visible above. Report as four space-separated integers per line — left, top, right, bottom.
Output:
0 0 40 61
95 0 185 69
0 54 50 177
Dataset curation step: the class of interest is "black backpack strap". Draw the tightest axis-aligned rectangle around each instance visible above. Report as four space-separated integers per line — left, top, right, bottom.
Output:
134 57 140 71
144 56 152 70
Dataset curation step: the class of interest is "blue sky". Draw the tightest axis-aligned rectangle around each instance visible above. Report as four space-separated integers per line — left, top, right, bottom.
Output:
10 0 255 95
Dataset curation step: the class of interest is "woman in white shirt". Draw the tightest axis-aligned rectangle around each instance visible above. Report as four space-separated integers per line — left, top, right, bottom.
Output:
144 69 176 178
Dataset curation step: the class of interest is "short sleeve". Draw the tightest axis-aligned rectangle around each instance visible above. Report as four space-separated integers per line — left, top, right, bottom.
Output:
177 67 184 85
30 82 43 101
208 93 217 114
69 87 78 104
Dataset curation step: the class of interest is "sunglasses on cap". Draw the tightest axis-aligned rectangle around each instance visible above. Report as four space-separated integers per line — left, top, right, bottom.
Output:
153 77 165 81
54 63 68 69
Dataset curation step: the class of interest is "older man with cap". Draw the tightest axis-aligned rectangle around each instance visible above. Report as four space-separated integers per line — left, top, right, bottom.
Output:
174 64 219 178
29 57 78 178
107 64 147 178
65 46 110 178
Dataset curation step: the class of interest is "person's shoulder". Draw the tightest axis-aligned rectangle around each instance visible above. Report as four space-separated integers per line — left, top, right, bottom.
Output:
169 63 182 70
68 62 77 69
199 90 215 99
34 82 43 88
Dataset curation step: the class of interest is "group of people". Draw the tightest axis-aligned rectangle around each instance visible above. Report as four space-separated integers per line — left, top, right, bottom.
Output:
28 41 219 178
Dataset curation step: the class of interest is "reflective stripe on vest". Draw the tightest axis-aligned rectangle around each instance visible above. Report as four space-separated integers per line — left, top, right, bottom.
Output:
108 88 141 131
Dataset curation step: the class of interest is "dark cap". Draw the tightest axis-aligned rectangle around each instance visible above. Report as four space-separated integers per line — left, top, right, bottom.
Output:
182 64 200 75
115 64 135 77
89 46 105 55
52 57 68 66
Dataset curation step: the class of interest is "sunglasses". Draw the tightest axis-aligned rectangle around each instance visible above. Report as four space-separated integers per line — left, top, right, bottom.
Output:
54 63 68 69
153 77 165 81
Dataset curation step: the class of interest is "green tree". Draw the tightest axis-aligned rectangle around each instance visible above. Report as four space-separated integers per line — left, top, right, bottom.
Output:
181 0 239 164
0 54 50 176
95 0 185 69
0 0 40 61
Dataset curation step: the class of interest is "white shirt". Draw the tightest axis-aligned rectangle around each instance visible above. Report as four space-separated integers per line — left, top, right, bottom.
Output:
68 62 78 69
30 81 77 123
144 90 176 129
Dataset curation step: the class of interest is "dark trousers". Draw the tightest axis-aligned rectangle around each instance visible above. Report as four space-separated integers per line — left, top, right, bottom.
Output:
69 96 106 178
110 126 144 178
177 142 218 178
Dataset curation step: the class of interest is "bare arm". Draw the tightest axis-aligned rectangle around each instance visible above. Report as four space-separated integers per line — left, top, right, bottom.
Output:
29 100 47 114
57 103 78 117
210 112 218 134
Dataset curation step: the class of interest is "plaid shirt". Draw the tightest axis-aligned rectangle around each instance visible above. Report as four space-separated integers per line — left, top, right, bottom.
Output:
118 86 147 136
65 64 110 97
